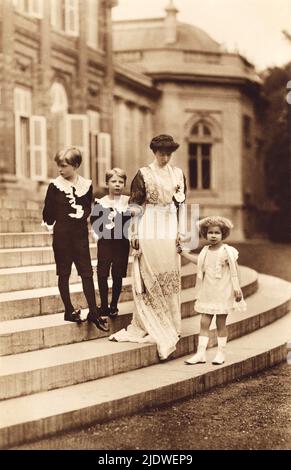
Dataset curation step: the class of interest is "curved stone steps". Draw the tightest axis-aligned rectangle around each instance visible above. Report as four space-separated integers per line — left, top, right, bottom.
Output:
0 292 290 449
0 267 258 355
0 244 97 269
0 233 53 249
0 274 289 401
0 265 257 321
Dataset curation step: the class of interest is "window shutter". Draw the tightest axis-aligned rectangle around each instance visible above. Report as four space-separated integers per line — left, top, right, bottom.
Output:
14 113 22 178
30 116 47 180
14 88 31 116
97 133 111 187
87 0 98 48
88 110 100 133
50 0 59 28
65 0 79 36
30 0 43 18
65 114 89 178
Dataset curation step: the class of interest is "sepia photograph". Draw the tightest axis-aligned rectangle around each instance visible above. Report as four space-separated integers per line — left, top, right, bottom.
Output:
0 0 290 453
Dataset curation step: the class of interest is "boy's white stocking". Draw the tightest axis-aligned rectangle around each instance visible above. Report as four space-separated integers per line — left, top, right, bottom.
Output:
212 336 227 365
184 335 209 365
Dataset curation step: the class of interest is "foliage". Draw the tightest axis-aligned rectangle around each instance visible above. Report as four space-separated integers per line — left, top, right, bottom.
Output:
261 62 291 241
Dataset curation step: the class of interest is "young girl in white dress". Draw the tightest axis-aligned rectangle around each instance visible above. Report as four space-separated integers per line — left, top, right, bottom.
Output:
179 216 246 365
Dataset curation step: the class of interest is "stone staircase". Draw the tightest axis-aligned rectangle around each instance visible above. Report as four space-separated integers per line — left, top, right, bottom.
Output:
0 216 291 449
0 198 45 234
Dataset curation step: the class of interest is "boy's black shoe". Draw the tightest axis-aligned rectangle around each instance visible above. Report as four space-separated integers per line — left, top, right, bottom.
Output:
64 309 84 324
109 305 119 317
99 306 110 316
87 311 109 332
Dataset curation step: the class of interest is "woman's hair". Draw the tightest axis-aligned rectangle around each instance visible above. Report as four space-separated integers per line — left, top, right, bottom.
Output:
54 147 82 168
105 167 127 184
198 216 234 240
149 134 179 153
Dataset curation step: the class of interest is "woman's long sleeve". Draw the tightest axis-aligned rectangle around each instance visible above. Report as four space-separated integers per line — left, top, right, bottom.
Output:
129 170 146 206
183 173 187 199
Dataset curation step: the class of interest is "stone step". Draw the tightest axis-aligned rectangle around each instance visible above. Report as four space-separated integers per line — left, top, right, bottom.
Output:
0 244 98 269
0 231 98 249
0 265 257 321
0 220 43 234
1 299 290 449
0 260 100 293
0 274 290 401
0 233 53 249
0 205 42 233
0 253 136 292
0 198 42 211
0 208 41 220
0 243 190 270
0 287 195 356
0 272 284 358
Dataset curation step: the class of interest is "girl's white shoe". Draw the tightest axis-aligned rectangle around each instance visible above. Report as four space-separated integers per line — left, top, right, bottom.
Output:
184 335 209 365
212 336 227 365
184 351 206 364
212 350 225 365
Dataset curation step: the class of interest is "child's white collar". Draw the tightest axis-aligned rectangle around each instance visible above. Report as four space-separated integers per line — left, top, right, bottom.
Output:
52 175 91 197
95 194 129 211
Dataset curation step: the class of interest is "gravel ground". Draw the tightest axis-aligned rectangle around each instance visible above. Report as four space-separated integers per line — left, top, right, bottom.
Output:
13 242 291 450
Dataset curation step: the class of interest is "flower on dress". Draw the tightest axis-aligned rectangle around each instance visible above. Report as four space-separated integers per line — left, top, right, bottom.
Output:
149 189 159 203
173 184 185 204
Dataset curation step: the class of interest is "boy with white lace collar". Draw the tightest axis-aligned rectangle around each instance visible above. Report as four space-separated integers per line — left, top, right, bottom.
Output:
90 168 135 317
42 147 108 332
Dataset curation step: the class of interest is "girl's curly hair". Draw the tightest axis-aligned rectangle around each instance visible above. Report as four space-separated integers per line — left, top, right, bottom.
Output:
198 216 234 240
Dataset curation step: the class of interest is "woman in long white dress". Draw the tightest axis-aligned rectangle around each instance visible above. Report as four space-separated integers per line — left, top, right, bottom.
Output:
109 135 186 359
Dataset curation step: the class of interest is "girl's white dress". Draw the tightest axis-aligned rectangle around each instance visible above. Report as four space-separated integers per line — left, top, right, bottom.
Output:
109 160 186 359
195 244 247 315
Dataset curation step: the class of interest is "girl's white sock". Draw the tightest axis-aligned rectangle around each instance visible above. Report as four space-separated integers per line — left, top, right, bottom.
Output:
184 335 209 364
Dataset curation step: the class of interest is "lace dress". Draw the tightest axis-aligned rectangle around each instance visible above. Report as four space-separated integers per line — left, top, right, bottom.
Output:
195 245 247 315
109 161 186 359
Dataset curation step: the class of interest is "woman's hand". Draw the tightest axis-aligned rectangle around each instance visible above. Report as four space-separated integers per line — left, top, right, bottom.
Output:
176 233 182 247
131 234 139 250
234 290 243 302
129 205 143 217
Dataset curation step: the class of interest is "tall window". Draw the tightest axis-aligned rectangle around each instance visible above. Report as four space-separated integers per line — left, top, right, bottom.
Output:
13 0 43 18
96 133 112 188
188 122 212 190
14 87 47 180
50 0 79 36
50 82 68 159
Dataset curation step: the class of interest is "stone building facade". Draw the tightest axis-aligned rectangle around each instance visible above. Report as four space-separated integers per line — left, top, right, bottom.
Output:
0 0 117 199
112 2 267 239
0 0 268 238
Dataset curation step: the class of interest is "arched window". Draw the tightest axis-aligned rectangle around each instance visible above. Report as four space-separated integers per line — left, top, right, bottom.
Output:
188 121 213 190
49 83 69 166
50 82 68 114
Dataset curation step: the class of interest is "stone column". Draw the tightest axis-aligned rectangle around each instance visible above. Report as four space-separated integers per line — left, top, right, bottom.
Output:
0 0 15 180
99 0 116 134
37 0 52 177
75 0 88 113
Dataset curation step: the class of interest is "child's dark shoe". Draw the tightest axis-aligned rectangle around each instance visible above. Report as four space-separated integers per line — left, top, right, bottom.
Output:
109 305 119 317
64 309 84 324
98 306 110 316
87 311 109 332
